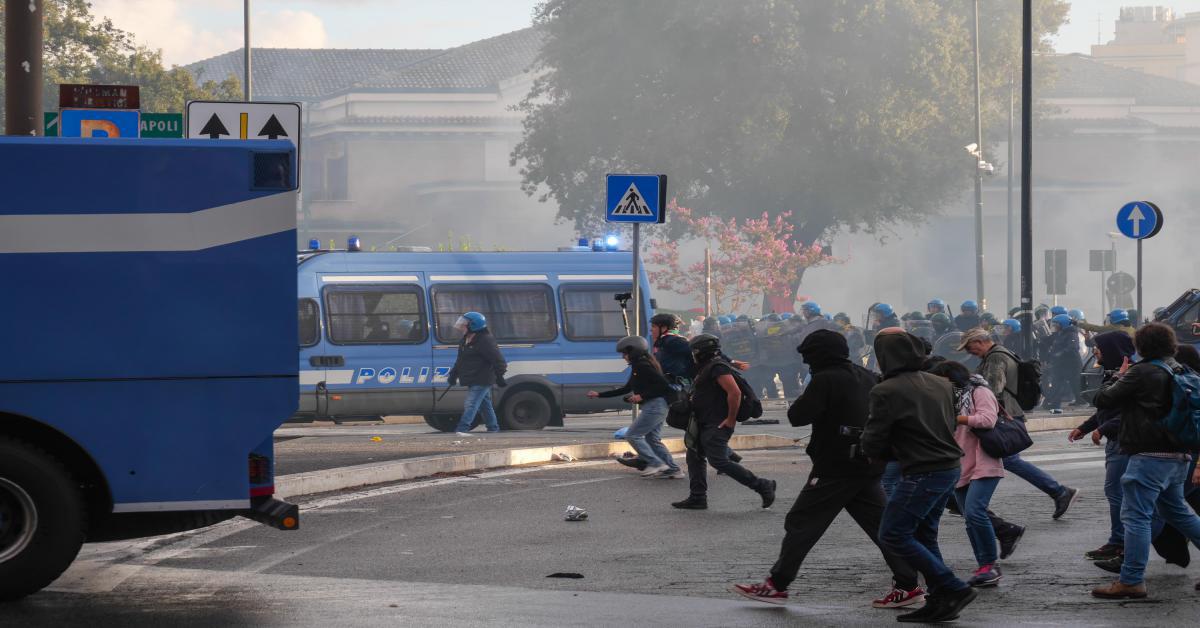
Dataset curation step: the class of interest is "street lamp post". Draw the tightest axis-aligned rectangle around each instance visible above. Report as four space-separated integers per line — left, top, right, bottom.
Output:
244 0 252 101
971 0 986 311
1007 71 1015 313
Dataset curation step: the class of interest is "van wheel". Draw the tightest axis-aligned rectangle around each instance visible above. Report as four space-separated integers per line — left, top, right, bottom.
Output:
0 437 87 601
500 389 554 431
424 415 460 432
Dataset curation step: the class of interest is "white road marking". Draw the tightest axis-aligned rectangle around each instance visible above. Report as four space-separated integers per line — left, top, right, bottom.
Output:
547 476 623 488
1036 460 1106 472
1018 451 1107 463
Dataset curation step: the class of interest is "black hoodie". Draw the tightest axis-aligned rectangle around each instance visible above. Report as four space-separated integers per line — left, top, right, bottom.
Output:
788 330 882 477
861 332 963 475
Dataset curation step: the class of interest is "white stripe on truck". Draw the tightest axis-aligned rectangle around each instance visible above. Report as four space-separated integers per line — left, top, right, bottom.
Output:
0 192 295 254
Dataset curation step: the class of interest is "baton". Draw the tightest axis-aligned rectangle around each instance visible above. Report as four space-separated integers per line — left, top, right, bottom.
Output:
437 384 453 403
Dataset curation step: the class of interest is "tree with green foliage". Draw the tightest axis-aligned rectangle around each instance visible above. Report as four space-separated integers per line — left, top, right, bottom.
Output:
514 0 1069 286
1 0 238 123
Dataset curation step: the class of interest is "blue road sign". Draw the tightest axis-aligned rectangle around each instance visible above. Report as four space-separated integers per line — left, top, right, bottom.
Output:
59 108 140 138
606 174 667 224
1115 201 1163 240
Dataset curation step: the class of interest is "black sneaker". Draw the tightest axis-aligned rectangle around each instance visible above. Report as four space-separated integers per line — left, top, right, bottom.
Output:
1085 544 1123 561
672 497 708 510
758 479 777 509
1095 555 1122 574
999 525 1025 560
612 453 647 471
945 501 963 517
923 586 978 623
1053 487 1079 519
896 595 941 623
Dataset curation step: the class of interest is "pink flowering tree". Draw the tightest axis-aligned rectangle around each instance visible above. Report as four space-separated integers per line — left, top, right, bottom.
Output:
644 201 837 314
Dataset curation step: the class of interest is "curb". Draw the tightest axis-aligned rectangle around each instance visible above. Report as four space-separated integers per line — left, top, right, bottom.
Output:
1025 415 1086 433
276 433 795 499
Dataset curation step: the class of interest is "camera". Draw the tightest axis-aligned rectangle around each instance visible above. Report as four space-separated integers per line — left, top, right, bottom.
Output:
840 425 867 461
613 292 632 302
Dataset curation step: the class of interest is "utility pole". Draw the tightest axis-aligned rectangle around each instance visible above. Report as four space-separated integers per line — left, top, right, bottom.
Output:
1007 71 1015 312
1020 0 1034 357
5 0 43 136
244 0 252 101
971 0 986 311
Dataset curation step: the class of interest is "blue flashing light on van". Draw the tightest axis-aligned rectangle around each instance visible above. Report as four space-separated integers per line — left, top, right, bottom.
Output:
296 250 654 431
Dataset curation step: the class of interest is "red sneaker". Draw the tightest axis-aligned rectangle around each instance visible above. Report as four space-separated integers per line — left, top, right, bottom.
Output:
729 579 789 605
872 585 927 608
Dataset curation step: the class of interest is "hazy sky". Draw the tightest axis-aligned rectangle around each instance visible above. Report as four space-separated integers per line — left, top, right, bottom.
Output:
91 1 1200 67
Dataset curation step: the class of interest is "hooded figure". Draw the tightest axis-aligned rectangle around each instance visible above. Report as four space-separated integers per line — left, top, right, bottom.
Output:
861 331 962 474
788 330 882 478
1094 331 1136 372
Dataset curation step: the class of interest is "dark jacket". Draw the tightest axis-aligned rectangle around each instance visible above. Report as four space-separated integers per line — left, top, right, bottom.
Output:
955 313 982 332
1075 331 1139 439
598 353 673 404
691 358 737 426
654 332 696 380
788 330 882 478
1047 327 1082 367
1094 358 1186 455
448 328 507 386
861 332 963 474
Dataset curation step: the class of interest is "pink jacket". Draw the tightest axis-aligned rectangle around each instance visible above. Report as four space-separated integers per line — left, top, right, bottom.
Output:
954 386 1004 487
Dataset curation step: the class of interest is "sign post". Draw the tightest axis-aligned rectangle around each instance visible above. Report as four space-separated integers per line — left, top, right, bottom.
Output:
186 100 302 182
605 173 667 340
1115 201 1164 325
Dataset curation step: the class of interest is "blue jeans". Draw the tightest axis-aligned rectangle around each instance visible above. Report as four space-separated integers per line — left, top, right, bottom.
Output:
1002 452 1064 498
626 397 677 471
879 467 969 595
455 385 499 433
1119 455 1200 585
1104 439 1130 546
880 461 902 499
954 477 1001 566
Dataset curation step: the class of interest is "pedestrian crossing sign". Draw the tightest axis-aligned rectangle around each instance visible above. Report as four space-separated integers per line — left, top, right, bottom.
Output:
605 174 667 224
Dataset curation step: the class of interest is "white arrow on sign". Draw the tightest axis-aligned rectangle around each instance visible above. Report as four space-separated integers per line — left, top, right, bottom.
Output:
1128 203 1146 237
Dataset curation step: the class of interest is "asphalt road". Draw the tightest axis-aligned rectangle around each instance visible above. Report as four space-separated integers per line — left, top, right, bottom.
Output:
12 430 1200 627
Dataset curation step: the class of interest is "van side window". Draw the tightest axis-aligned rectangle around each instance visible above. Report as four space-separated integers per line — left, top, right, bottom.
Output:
432 284 557 344
325 286 427 345
560 284 642 341
298 298 320 347
1178 301 1200 341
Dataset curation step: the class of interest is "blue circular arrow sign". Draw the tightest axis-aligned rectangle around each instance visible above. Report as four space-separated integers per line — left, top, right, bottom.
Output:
1115 201 1163 240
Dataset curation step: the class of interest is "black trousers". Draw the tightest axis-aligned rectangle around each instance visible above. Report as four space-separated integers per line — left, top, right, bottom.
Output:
770 473 919 592
687 423 765 498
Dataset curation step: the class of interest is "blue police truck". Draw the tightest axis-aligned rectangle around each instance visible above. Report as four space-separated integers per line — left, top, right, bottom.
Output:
0 137 300 600
295 249 652 430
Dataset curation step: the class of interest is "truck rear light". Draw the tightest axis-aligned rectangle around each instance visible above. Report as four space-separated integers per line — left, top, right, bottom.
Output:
249 453 271 485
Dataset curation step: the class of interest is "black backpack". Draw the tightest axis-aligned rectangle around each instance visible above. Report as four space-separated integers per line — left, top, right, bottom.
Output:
690 360 763 422
731 369 764 421
997 349 1042 412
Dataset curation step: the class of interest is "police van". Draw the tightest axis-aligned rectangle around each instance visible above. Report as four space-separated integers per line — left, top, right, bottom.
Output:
296 247 652 430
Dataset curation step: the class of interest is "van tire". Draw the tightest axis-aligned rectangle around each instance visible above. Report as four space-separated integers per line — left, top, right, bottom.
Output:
424 415 460 432
0 437 87 601
499 388 554 431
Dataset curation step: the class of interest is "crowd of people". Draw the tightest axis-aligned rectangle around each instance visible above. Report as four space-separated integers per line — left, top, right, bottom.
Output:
441 303 1199 622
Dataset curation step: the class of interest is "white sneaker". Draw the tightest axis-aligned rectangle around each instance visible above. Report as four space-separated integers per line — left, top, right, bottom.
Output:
455 432 471 436
640 464 670 477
